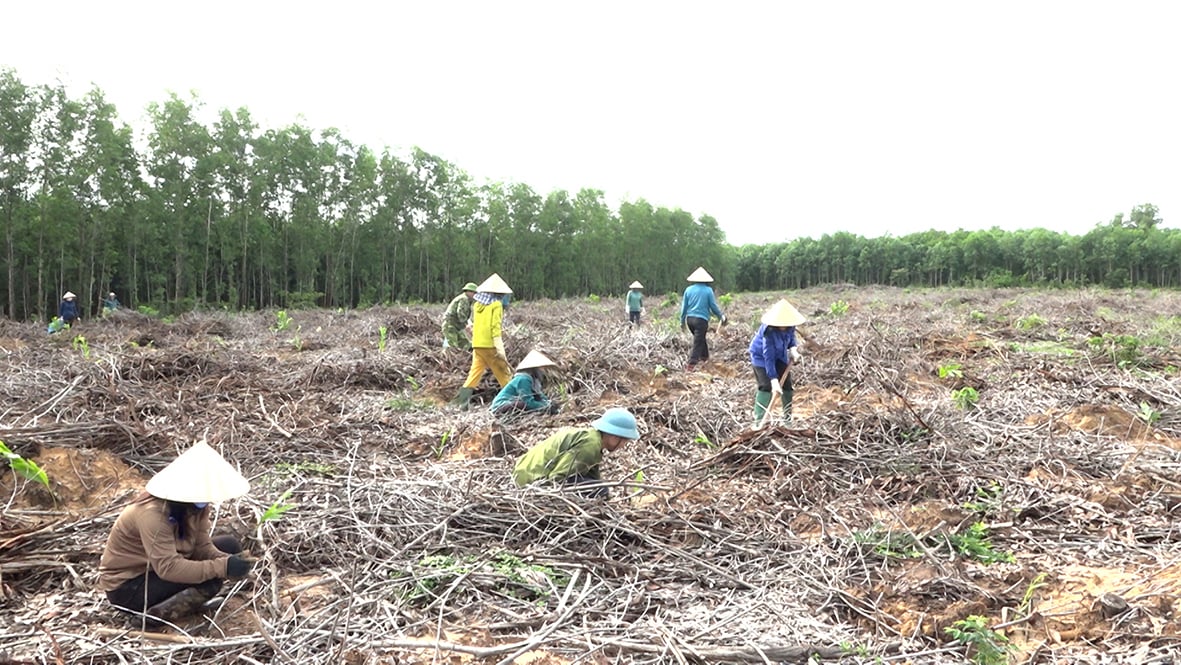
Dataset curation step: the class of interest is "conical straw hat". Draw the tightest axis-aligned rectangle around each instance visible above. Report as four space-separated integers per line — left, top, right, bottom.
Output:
517 349 558 371
63 292 76 300
476 273 513 294
145 440 250 503
686 267 713 283
629 281 644 289
761 299 807 327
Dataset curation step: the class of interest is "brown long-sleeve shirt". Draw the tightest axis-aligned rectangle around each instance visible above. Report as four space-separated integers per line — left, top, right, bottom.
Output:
97 496 228 592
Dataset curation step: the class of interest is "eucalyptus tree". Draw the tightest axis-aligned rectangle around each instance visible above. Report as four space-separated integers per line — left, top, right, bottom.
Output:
0 69 37 318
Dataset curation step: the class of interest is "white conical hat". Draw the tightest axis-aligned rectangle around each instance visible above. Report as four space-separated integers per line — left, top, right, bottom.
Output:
145 440 250 503
63 292 76 299
686 267 713 283
761 299 807 327
629 281 644 289
516 349 558 371
476 273 513 294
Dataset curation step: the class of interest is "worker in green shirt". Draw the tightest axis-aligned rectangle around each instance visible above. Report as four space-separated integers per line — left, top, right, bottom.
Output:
441 282 478 350
625 281 644 326
511 407 640 497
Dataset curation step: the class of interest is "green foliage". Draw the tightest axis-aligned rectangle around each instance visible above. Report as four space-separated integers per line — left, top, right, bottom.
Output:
945 615 1011 665
661 293 679 308
829 299 850 316
284 291 322 309
406 375 421 391
392 551 569 606
853 527 922 559
653 364 668 377
947 522 1014 563
272 461 336 477
1138 401 1161 425
71 335 91 358
273 310 293 332
378 326 388 353
385 395 434 412
718 292 733 307
289 332 303 351
137 305 160 318
259 489 296 524
969 310 987 323
693 429 716 450
1087 333 1145 369
586 293 600 303
937 362 964 379
0 440 50 489
433 430 452 459
1012 340 1075 356
951 386 979 409
962 481 1004 515
1018 573 1048 617
1015 313 1047 330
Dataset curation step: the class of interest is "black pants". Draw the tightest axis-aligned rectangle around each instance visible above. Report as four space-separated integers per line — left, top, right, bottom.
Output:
753 363 793 393
106 534 241 613
628 311 641 325
686 316 710 363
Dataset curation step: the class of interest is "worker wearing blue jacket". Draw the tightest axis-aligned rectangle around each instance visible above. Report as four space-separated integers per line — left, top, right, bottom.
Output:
679 267 726 371
749 299 806 423
491 350 560 417
59 292 80 327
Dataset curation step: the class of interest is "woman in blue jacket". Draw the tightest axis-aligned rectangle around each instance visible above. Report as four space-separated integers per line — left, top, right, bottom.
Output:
491 350 560 416
749 299 806 423
59 292 80 327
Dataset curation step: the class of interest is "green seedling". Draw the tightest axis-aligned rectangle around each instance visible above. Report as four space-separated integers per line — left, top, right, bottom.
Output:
1017 573 1048 617
661 292 678 308
1088 333 1144 369
945 615 1011 665
587 293 600 303
1015 313 1047 330
718 293 733 308
260 489 296 524
433 430 452 459
378 326 389 353
653 365 668 377
273 310 293 332
947 522 1014 564
938 363 964 379
829 299 850 316
952 386 979 410
853 527 922 559
406 375 421 391
693 429 716 450
72 335 91 359
0 440 50 489
969 310 987 322
962 481 1004 515
1138 401 1161 425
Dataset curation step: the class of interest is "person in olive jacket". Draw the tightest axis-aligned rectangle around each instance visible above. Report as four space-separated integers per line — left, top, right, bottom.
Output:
441 282 478 350
98 441 255 626
512 407 640 497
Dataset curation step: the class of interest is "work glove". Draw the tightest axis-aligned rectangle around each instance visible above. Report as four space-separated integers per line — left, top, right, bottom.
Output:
720 315 728 325
493 337 507 361
771 380 784 395
226 554 256 578
791 347 803 363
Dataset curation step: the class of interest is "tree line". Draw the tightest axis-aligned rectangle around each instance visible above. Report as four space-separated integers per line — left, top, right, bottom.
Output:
0 70 730 321
733 204 1179 293
3 69 1175 323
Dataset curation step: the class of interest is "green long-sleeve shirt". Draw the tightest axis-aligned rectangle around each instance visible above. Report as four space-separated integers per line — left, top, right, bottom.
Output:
442 293 472 332
512 428 603 486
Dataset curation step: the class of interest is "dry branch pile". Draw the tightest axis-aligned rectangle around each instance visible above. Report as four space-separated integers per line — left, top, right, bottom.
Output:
2 287 1181 664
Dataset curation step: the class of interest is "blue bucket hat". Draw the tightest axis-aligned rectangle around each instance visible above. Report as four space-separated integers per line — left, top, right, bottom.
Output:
592 407 640 440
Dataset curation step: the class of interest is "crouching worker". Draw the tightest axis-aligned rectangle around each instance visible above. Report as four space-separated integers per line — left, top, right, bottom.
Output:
98 441 255 627
511 407 640 497
492 350 560 417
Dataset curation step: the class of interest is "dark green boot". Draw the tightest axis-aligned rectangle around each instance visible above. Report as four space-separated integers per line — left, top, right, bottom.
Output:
451 387 474 408
781 389 794 422
753 390 772 424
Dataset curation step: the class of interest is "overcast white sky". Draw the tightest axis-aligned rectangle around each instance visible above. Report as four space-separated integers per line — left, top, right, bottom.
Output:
3 1 1179 245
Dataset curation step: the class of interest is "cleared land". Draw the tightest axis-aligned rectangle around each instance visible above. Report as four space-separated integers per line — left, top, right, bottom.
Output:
2 287 1180 664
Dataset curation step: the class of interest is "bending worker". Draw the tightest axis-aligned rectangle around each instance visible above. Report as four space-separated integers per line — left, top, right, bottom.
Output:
512 407 640 497
491 349 560 416
749 299 805 423
98 441 255 626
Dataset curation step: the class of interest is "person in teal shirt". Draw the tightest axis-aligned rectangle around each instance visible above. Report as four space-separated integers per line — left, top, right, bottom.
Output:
679 267 725 371
625 281 644 326
512 407 640 497
491 350 559 417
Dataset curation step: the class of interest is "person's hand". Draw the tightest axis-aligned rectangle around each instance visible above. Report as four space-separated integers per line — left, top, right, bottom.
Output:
680 322 688 334
771 380 783 395
226 554 256 578
791 347 803 363
493 337 508 361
